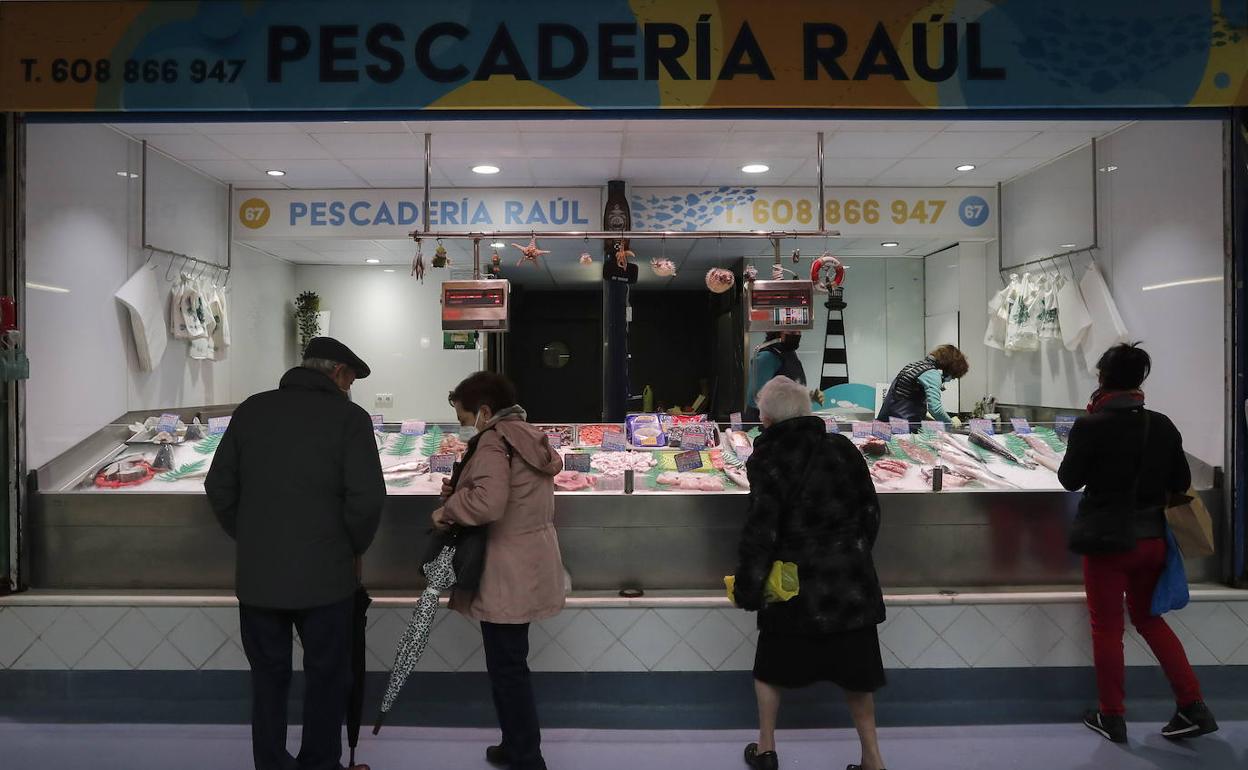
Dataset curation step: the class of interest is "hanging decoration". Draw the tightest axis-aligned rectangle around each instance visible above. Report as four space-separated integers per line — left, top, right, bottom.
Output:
706 268 735 294
410 240 425 283
613 240 635 270
431 239 450 268
743 264 759 282
512 235 550 266
791 248 801 264
578 252 594 266
650 258 677 277
810 253 845 292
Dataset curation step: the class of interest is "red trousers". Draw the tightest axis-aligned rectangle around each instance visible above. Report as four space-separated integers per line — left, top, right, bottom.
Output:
1083 538 1202 716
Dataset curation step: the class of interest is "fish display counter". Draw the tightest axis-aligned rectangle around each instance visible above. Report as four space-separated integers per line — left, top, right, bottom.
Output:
27 410 1217 595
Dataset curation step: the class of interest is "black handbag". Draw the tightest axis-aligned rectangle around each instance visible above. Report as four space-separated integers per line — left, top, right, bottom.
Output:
1068 413 1150 555
422 430 513 591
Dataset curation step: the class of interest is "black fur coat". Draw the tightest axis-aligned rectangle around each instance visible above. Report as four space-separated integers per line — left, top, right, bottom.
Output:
733 416 885 634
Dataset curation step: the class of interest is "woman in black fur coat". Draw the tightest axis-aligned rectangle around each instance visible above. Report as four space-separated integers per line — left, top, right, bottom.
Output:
733 376 888 770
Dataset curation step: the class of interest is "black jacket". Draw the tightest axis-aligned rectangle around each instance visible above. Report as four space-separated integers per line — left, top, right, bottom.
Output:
1057 406 1191 540
206 367 386 609
733 416 885 634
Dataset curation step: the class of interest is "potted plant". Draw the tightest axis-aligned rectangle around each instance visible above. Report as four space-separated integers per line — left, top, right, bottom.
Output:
295 291 321 358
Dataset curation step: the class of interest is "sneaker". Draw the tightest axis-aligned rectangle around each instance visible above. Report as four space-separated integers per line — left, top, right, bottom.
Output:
743 743 778 770
486 745 510 766
1161 701 1219 739
847 765 889 770
1083 710 1128 743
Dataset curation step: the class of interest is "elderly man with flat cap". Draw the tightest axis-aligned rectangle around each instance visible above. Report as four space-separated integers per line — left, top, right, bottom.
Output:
207 337 385 770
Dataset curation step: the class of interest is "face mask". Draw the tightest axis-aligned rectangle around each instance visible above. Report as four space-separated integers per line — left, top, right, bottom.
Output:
777 337 800 353
460 408 485 439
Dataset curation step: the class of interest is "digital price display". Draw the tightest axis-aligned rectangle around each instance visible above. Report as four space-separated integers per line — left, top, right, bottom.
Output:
746 280 815 332
441 280 510 331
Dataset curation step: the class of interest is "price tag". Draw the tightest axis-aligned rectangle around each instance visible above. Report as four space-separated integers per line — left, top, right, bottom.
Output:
156 413 179 433
602 430 628 451
871 421 892 439
208 416 231 435
675 450 704 473
920 420 947 433
430 454 456 475
852 421 871 438
824 418 839 434
1010 418 1033 434
563 453 592 472
545 432 563 449
400 420 426 436
730 412 743 432
969 418 994 434
680 425 708 450
370 414 385 431
889 418 910 435
1055 415 1077 438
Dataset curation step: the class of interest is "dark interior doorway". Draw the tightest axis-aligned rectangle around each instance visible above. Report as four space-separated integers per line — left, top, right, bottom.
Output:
505 289 602 422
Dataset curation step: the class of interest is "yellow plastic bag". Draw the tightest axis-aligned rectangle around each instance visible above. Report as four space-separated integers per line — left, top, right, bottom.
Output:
725 561 799 606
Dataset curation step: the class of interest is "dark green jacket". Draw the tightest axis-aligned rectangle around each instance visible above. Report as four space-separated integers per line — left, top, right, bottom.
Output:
206 367 385 609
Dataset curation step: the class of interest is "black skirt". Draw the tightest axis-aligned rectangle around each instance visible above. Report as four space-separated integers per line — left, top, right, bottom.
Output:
753 624 886 692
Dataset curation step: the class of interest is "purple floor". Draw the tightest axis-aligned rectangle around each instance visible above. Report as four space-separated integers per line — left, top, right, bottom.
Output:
2 722 1245 769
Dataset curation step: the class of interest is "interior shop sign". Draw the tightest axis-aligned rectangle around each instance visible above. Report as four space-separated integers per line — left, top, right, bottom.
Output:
629 187 997 239
233 188 602 238
1 1 1243 111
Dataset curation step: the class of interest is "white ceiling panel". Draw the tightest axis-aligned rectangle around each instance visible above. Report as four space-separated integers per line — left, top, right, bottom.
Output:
518 119 627 132
141 134 236 160
300 121 413 133
833 120 952 133
111 122 199 134
701 158 805 186
251 160 364 186
873 158 966 181
531 157 620 186
296 239 390 254
429 131 527 159
624 132 727 158
720 132 822 158
309 132 424 159
956 158 1046 184
200 122 305 134
437 158 535 187
186 159 272 183
520 132 623 158
211 132 331 160
946 120 1060 132
823 131 935 158
621 158 713 184
626 120 734 133
1004 132 1097 159
789 157 900 183
342 159 450 187
912 131 1038 158
425 119 520 133
1057 121 1131 133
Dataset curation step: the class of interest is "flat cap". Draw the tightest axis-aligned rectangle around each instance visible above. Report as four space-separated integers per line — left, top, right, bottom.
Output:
305 337 371 378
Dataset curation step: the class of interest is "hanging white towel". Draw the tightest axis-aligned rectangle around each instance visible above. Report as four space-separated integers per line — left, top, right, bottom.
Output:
1056 274 1091 352
1079 264 1130 373
115 266 168 372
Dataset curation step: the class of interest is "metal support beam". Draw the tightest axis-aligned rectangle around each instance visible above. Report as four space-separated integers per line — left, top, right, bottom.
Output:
422 133 432 235
817 131 826 233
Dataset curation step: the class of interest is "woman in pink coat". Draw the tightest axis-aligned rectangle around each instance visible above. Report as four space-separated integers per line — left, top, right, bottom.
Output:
433 371 565 770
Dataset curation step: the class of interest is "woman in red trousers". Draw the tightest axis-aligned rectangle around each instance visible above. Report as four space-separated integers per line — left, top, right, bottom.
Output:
1059 343 1217 744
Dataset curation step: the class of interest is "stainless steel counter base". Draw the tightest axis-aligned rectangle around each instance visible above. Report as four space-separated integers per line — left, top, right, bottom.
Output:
27 489 1218 591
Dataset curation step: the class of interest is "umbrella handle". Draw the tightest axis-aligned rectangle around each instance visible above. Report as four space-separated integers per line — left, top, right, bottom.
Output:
372 711 386 736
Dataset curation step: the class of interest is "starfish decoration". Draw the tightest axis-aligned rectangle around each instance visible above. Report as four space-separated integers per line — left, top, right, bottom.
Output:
614 241 636 269
511 236 550 266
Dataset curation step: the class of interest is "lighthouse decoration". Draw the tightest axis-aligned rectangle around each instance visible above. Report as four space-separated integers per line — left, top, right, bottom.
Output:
811 254 849 391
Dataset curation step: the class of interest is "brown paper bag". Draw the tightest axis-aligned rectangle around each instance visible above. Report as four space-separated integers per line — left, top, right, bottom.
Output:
1165 488 1215 558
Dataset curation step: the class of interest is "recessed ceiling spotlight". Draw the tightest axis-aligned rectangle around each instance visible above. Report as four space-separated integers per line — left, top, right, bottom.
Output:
265 169 286 177
955 164 976 172
1059 243 1077 249
1099 165 1119 172
741 163 770 174
881 241 900 248
115 171 139 178
490 241 506 248
472 164 501 175
383 268 396 273
365 258 381 264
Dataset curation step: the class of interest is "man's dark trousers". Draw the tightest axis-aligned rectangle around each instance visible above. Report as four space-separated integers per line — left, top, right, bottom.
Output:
240 594 354 770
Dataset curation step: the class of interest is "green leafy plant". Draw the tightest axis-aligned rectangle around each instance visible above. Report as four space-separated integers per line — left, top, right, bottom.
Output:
295 291 321 359
157 460 207 482
194 434 223 455
421 425 445 457
386 476 415 488
386 433 419 457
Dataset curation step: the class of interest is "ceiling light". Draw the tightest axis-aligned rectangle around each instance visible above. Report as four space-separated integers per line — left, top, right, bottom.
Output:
383 268 396 273
265 169 286 177
490 241 506 249
955 164 976 172
115 171 138 178
880 241 899 248
472 164 500 175
1059 243 1077 249
26 281 70 294
365 258 381 264
1099 165 1118 173
741 163 770 174
1141 276 1222 292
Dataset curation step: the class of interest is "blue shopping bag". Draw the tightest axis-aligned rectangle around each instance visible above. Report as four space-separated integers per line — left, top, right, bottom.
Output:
1150 525 1190 616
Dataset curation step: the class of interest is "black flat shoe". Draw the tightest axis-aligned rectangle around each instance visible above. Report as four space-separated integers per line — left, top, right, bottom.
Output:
486 744 510 766
744 743 778 770
1162 701 1219 739
1083 710 1128 743
847 765 889 770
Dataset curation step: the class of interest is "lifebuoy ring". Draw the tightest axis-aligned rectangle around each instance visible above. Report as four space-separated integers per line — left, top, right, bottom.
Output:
811 254 844 290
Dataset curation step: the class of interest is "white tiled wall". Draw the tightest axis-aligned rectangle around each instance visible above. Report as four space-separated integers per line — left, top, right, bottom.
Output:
3 601 1248 672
